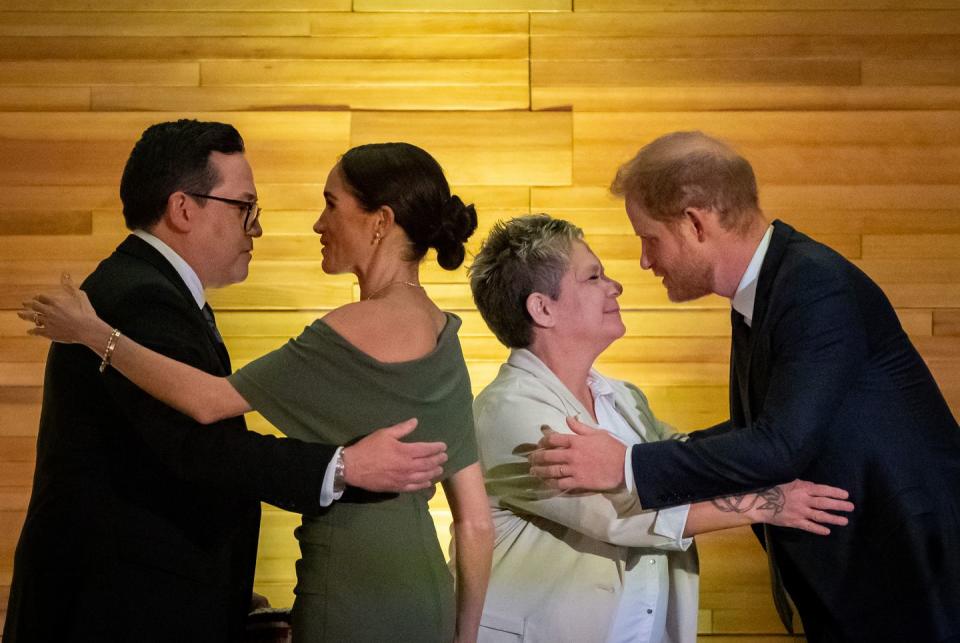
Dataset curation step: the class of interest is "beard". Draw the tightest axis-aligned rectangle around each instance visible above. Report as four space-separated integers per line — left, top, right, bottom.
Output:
662 254 714 302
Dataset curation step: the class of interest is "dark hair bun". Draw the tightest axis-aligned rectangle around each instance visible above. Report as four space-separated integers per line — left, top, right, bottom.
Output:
432 195 478 270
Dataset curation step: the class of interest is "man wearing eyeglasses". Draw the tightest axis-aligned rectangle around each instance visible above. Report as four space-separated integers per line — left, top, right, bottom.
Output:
3 119 448 643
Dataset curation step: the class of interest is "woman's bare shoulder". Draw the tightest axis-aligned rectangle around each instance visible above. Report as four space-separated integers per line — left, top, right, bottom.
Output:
322 300 446 362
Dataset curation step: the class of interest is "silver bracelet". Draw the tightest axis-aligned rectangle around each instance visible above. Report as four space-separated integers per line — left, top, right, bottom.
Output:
333 449 346 494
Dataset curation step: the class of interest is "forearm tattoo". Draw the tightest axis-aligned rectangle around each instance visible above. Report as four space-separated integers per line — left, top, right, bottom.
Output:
711 487 785 516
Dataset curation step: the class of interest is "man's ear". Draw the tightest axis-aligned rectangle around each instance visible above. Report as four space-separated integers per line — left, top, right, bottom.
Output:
164 192 194 233
682 206 717 243
526 292 556 329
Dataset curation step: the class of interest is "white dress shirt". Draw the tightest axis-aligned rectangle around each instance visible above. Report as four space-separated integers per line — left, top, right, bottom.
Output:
590 372 692 643
133 230 341 506
731 225 774 327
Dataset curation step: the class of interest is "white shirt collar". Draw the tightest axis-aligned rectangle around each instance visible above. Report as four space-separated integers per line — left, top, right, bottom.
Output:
586 370 615 401
731 224 774 326
133 229 206 309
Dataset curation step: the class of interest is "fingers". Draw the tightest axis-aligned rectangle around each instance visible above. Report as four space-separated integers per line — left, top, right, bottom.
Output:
810 510 849 527
797 520 831 537
400 466 443 486
401 480 435 493
399 441 447 461
528 448 570 467
810 497 854 513
806 483 850 500
383 417 418 438
536 432 573 451
566 416 597 435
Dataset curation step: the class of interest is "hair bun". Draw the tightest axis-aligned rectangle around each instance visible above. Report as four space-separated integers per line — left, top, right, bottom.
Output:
432 195 478 270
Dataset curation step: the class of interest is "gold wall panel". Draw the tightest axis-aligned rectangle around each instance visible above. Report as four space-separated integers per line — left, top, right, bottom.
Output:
351 112 572 185
1 2 958 638
354 0 571 11
0 0 349 9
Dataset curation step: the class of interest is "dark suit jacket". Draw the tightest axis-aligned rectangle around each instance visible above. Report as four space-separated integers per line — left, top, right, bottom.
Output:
629 221 960 642
4 235 336 643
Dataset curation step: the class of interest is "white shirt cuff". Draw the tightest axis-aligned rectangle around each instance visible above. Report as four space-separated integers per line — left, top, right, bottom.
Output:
623 444 636 495
319 446 345 507
652 504 694 551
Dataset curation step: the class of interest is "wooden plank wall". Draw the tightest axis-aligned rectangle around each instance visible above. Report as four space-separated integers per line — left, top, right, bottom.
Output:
1 1 958 640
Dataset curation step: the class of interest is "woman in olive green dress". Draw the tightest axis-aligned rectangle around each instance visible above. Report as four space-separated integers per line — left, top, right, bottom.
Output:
26 143 494 643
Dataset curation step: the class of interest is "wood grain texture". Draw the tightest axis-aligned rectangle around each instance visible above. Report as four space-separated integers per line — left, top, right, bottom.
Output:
0 0 348 9
0 61 199 87
351 112 572 186
575 0 958 9
533 85 960 112
532 11 960 36
355 0 570 10
1 2 958 633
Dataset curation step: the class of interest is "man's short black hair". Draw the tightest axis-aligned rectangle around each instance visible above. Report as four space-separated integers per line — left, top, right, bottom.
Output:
119 119 245 230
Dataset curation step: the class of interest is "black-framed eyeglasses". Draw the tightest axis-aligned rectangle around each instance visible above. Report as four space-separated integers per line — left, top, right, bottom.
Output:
186 192 261 233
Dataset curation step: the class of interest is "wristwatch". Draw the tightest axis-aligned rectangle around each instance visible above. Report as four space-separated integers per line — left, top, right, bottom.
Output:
333 449 347 494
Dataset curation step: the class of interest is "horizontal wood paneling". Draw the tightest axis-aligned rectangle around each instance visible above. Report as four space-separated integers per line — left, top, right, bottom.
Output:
355 0 571 10
1 3 957 636
532 11 960 36
532 85 960 112
351 112 572 186
575 0 958 8
0 12 313 37
0 0 349 9
0 61 199 87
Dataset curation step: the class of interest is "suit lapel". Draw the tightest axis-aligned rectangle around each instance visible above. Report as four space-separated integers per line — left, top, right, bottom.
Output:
116 235 231 373
730 220 793 428
731 309 753 427
751 219 793 331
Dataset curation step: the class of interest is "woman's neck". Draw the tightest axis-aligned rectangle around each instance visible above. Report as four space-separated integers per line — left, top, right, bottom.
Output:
356 259 421 301
529 338 598 423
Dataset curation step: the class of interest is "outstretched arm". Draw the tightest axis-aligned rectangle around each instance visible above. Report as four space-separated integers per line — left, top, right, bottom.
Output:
531 419 852 537
23 281 249 424
684 479 852 537
22 280 448 497
443 463 494 643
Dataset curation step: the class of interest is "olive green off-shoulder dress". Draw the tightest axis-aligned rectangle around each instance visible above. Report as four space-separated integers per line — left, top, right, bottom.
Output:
228 312 477 643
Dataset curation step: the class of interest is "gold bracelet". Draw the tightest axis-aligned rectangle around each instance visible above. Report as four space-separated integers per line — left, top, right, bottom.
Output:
99 329 122 373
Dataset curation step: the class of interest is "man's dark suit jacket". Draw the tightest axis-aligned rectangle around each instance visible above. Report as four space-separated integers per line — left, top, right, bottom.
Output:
629 221 960 642
4 235 336 642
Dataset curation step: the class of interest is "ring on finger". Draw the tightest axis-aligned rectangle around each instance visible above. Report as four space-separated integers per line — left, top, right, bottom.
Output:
33 312 45 328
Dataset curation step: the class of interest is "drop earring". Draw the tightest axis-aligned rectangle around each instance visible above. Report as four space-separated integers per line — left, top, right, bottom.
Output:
371 231 382 245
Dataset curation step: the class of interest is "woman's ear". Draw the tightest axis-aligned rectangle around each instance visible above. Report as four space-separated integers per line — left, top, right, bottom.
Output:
376 204 396 236
526 292 556 329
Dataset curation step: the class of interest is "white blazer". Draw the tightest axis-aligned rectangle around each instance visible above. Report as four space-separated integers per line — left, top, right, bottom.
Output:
473 349 699 643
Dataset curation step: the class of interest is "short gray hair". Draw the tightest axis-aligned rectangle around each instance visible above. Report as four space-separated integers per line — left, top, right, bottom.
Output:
469 214 583 348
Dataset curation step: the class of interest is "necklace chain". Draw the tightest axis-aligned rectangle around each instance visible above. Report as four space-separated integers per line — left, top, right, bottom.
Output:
362 280 424 300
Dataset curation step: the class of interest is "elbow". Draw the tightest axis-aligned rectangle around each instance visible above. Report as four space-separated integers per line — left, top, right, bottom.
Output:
190 396 229 425
192 406 218 425
454 515 495 546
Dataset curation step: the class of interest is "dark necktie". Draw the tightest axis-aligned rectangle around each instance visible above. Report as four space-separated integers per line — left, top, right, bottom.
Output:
733 311 795 632
201 303 224 344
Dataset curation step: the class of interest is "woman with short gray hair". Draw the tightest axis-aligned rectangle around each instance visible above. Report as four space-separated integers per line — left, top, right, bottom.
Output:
465 214 852 643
